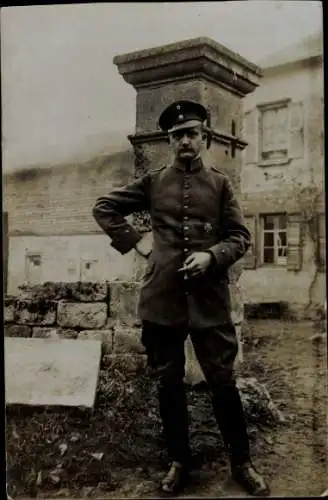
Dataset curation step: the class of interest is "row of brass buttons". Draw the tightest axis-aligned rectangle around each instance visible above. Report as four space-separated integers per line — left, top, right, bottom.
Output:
183 176 190 294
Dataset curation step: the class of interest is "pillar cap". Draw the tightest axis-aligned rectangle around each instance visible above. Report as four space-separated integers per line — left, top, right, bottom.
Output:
114 37 262 96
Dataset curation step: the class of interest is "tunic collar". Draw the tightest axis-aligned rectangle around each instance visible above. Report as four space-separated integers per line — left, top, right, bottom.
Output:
173 156 203 172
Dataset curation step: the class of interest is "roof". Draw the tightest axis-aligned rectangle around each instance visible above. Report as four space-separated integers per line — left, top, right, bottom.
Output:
259 31 323 69
3 130 132 173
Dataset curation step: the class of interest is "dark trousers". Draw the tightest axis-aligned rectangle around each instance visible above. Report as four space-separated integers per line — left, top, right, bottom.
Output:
141 320 250 467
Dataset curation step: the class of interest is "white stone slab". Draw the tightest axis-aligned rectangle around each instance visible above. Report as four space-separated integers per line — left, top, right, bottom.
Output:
5 337 102 407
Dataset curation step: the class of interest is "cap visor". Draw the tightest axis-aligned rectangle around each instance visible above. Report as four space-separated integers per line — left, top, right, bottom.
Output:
168 119 203 133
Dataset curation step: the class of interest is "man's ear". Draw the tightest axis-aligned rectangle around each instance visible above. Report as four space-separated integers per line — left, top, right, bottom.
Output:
206 131 212 149
205 109 212 149
202 128 212 149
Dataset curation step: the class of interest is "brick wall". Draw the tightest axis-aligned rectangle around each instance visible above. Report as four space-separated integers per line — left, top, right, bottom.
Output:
3 149 134 236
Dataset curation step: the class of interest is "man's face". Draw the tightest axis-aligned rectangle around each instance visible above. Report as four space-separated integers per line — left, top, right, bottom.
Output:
169 125 205 162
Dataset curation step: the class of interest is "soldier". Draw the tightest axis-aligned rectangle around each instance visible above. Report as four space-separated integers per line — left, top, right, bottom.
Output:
93 100 269 497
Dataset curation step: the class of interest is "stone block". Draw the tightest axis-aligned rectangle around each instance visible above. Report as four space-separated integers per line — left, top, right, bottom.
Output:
18 282 108 302
4 298 16 323
32 327 78 339
109 281 141 326
102 353 147 376
15 299 57 326
68 282 108 302
57 329 79 339
79 330 113 354
17 282 67 301
5 337 102 407
57 302 107 329
32 328 59 339
112 326 145 354
4 324 32 338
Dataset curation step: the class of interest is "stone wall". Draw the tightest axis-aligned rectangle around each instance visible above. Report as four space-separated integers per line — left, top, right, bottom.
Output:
4 282 145 360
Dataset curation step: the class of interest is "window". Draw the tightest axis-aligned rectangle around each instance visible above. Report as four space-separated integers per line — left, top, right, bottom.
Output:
28 255 42 266
25 253 42 283
260 103 289 162
261 214 287 266
242 99 304 165
67 259 78 277
80 259 100 282
243 213 303 271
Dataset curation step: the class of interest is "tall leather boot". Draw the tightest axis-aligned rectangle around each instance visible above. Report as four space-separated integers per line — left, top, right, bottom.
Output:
211 383 250 466
211 383 270 497
158 382 191 493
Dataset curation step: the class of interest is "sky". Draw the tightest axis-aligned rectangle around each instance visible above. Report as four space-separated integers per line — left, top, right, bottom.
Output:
1 1 323 171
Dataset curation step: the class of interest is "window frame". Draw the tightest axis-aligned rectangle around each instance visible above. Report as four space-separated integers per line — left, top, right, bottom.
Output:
260 214 288 267
79 258 100 282
24 252 43 284
243 214 257 269
257 98 292 167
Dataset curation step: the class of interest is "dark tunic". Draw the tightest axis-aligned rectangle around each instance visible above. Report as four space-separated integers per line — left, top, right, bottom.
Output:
93 157 251 328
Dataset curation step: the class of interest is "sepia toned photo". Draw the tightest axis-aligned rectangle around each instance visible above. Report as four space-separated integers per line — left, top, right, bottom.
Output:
2 1 326 498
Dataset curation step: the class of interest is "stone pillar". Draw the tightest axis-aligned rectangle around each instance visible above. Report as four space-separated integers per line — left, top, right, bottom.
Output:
114 37 261 380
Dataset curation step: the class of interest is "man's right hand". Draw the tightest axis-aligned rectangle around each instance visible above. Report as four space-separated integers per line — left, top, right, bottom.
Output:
135 233 153 258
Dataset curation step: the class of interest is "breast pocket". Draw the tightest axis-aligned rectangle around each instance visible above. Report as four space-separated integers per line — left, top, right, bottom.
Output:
191 221 220 244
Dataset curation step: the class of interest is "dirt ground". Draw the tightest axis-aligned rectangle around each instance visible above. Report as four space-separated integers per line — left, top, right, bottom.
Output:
7 319 328 498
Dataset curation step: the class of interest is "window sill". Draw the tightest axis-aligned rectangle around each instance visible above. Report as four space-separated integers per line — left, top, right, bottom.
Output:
258 158 292 167
259 264 287 268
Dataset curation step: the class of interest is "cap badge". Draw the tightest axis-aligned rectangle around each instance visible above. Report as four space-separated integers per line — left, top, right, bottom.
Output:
178 114 184 121
204 222 213 233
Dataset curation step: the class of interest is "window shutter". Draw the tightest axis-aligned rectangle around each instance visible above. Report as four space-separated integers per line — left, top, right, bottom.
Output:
244 109 257 164
243 215 257 269
320 97 324 157
261 109 274 153
289 101 304 159
287 214 302 271
317 212 326 269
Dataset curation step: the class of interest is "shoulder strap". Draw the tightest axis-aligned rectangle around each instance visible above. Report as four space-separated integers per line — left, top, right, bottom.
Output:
210 166 226 176
149 165 167 174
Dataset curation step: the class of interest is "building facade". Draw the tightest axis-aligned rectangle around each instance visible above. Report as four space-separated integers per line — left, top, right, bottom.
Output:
240 33 325 316
3 150 137 294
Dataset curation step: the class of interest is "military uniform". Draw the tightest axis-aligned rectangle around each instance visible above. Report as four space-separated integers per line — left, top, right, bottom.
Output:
93 156 250 328
93 100 269 496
